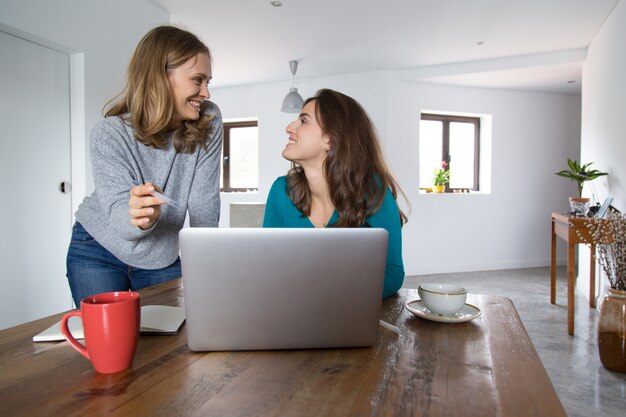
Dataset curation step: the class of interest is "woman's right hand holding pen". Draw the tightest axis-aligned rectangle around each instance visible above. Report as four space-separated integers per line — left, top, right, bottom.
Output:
129 182 164 230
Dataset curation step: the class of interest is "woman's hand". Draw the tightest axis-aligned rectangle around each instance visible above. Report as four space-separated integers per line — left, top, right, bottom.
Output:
128 182 164 230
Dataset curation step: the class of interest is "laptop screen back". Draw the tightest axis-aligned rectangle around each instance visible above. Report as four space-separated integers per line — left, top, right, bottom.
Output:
179 227 388 351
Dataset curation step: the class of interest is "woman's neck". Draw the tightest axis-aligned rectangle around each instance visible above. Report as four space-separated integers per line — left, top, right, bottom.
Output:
304 167 334 227
167 115 183 132
305 169 328 198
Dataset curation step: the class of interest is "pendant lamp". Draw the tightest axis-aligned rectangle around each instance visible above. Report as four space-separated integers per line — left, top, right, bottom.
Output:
281 60 304 113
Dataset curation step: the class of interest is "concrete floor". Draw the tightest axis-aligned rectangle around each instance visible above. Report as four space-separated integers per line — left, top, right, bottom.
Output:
403 266 626 417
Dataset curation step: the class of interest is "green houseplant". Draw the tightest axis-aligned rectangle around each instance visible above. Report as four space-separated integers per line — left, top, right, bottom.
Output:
554 159 608 198
432 161 450 193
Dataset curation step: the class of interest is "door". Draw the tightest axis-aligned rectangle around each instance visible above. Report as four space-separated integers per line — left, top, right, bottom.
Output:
0 30 73 329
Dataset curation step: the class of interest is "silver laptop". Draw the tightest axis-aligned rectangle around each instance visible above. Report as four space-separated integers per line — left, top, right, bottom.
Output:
179 227 388 351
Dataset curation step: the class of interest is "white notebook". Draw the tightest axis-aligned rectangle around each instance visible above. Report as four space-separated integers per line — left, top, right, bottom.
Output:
32 305 185 342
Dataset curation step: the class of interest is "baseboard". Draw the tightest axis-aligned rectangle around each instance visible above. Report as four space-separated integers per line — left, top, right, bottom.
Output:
404 257 565 276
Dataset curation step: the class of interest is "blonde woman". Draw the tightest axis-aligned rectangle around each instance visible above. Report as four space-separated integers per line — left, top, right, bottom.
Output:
263 89 407 298
66 26 222 306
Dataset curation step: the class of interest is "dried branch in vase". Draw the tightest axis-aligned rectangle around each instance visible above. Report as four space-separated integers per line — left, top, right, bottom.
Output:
576 211 626 290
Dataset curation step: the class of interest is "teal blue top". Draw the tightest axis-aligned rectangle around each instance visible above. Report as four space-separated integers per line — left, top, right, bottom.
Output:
263 176 404 298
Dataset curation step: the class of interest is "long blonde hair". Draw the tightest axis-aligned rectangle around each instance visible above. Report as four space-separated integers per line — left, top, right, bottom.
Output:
286 89 407 227
105 25 213 153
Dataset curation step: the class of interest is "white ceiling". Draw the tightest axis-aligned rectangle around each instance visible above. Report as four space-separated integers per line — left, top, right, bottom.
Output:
149 0 619 95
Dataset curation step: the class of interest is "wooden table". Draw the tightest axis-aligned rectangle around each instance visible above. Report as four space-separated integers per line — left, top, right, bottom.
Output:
550 212 604 335
0 279 566 417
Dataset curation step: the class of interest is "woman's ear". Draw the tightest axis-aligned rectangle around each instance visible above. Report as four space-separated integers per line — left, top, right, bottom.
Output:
322 135 332 152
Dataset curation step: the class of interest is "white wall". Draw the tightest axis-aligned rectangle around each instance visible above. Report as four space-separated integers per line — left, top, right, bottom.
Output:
579 0 626 300
392 81 580 275
212 71 581 276
0 0 169 214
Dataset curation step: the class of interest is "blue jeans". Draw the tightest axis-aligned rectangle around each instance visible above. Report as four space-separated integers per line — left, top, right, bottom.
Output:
66 222 181 307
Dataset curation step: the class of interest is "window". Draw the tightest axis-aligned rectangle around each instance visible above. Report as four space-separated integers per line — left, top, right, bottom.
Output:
221 120 259 192
419 113 480 192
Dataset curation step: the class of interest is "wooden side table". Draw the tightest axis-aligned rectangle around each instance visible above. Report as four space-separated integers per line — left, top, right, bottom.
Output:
550 212 602 335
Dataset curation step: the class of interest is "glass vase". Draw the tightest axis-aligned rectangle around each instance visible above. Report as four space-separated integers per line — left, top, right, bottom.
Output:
597 287 626 373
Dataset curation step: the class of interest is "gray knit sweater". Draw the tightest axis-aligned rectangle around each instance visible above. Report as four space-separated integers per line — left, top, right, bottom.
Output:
75 101 223 269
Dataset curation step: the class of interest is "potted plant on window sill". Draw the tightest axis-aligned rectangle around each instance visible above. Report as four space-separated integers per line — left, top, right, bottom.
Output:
554 159 608 215
432 161 450 193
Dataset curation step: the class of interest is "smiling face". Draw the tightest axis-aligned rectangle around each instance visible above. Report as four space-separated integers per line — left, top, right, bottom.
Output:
167 52 212 125
282 100 331 167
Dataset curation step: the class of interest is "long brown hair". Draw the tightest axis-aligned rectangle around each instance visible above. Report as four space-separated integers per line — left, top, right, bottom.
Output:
105 25 213 153
286 89 407 227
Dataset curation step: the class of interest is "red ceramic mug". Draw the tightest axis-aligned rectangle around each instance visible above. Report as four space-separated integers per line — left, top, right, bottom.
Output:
60 291 140 374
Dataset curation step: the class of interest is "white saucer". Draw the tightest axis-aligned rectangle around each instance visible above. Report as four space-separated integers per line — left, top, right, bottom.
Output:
405 300 481 323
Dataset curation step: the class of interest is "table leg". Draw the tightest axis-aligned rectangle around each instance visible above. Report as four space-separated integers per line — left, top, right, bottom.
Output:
590 244 596 308
551 220 556 304
567 241 575 336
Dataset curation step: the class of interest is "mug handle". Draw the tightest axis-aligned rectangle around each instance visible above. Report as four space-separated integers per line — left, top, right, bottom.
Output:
60 311 90 360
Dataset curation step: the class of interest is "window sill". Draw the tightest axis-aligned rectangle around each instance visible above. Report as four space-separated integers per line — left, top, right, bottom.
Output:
418 189 488 195
220 189 259 195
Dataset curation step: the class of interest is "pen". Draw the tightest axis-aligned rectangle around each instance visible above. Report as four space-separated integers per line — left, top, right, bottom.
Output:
379 320 401 336
150 189 182 209
132 181 181 209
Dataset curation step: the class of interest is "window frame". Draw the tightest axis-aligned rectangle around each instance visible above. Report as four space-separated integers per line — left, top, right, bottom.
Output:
221 120 259 193
421 113 480 192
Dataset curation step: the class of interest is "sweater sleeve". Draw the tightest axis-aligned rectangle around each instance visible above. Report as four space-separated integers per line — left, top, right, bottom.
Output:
90 121 154 241
368 188 405 298
188 102 223 227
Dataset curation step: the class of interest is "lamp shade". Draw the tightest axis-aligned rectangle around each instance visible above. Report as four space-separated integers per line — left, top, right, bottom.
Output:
281 88 304 113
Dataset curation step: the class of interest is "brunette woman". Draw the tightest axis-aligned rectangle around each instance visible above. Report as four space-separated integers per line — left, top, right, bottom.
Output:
263 89 406 298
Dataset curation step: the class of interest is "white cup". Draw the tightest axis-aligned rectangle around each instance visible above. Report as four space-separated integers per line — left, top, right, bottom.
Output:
418 283 467 315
